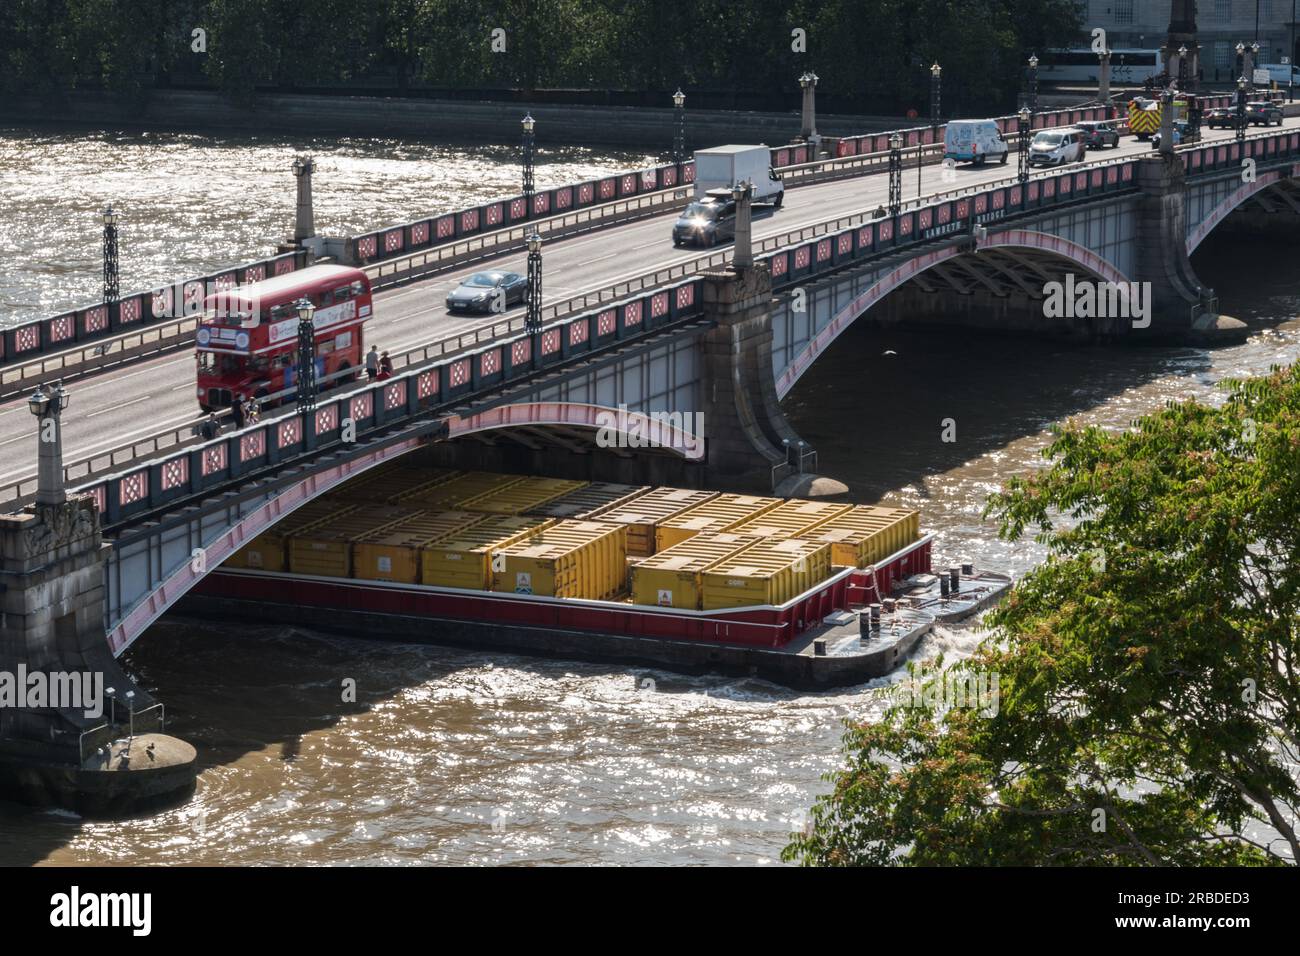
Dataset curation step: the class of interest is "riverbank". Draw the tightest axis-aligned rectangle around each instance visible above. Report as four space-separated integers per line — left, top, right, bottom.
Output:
0 89 902 150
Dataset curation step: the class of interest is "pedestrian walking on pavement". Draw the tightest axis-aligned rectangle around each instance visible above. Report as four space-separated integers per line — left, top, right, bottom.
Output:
231 398 247 430
366 345 380 381
379 351 393 377
198 413 220 440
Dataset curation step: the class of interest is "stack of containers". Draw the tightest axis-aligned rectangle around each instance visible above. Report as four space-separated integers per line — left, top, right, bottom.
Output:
595 487 719 557
526 483 651 520
630 532 762 609
225 499 355 572
700 538 833 610
420 515 553 590
808 505 921 567
461 477 588 515
491 520 628 600
328 465 459 504
352 511 487 583
288 506 422 578
653 493 781 552
726 499 853 541
399 472 526 511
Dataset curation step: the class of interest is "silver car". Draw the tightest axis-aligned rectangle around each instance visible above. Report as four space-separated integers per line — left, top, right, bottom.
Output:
1028 128 1086 167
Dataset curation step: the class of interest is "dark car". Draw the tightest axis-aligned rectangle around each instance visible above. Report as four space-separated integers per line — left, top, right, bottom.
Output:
671 193 736 247
445 271 527 313
1075 120 1120 149
1204 107 1234 129
1246 100 1283 126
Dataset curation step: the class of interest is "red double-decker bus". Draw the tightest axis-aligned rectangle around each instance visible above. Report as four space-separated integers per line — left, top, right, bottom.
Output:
196 264 373 411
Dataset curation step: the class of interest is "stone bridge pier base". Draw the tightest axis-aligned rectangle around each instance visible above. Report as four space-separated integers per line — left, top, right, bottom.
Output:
0 496 196 815
1134 153 1246 342
698 265 844 496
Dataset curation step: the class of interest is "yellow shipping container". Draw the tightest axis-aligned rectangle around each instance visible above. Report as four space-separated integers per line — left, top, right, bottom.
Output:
654 493 781 552
726 499 852 540
491 520 628 600
327 463 459 504
526 482 652 520
700 538 832 610
399 471 527 510
461 477 589 515
225 499 356 571
595 487 719 557
631 532 762 609
352 511 487 583
809 505 921 567
420 515 553 590
288 506 422 578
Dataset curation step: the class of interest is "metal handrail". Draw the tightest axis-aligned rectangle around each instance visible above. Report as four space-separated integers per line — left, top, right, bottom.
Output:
78 701 166 766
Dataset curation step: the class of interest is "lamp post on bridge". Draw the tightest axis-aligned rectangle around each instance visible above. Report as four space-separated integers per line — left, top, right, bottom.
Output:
1237 75 1249 143
102 205 119 325
1017 106 1030 184
1028 53 1039 114
671 88 686 164
1178 45 1189 89
1098 48 1112 111
521 114 536 217
295 297 317 414
799 71 819 143
887 133 902 216
929 62 942 139
526 232 543 369
28 380 70 507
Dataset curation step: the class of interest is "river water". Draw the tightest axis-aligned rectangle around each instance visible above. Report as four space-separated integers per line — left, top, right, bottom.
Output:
0 130 1296 866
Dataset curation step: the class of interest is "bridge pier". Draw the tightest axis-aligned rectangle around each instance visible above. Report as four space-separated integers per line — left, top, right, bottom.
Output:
698 264 839 495
1134 153 1245 341
0 495 196 815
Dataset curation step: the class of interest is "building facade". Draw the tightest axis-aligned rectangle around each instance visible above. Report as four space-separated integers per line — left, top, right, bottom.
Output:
1084 1 1299 83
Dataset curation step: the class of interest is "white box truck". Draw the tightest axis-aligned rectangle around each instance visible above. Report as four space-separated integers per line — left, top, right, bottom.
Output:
693 145 785 207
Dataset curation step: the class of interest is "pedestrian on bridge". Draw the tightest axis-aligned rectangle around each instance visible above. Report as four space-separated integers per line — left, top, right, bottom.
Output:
366 345 380 381
379 351 393 380
197 413 221 441
231 397 247 430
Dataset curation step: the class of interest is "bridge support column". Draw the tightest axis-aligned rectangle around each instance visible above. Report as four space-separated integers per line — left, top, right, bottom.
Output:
0 496 196 815
698 265 841 495
1133 154 1245 341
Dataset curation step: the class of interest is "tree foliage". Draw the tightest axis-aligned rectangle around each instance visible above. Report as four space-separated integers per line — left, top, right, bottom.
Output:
0 0 1083 115
786 365 1300 866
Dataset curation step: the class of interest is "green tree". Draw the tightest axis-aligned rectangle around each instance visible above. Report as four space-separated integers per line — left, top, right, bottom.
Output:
786 365 1300 866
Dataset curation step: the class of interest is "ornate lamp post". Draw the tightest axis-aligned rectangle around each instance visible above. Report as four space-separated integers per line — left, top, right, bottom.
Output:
521 114 536 216
1237 75 1249 143
102 205 119 323
29 381 70 506
672 88 686 164
526 233 543 367
1249 40 1260 86
929 62 942 138
887 133 902 216
1017 106 1031 183
1178 44 1189 88
295 297 317 413
1028 53 1039 113
799 71 819 141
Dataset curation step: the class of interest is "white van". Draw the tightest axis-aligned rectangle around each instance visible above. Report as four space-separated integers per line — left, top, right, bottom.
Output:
943 120 1009 166
1028 128 1085 167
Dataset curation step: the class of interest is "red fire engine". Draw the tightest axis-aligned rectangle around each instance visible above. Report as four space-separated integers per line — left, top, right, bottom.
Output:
196 264 372 412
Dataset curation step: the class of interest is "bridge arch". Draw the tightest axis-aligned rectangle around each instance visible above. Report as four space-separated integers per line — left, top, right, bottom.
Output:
775 229 1135 399
449 401 705 460
1186 170 1294 253
105 403 700 656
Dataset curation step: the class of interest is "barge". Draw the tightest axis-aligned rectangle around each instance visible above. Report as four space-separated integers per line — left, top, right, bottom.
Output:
179 467 1011 688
